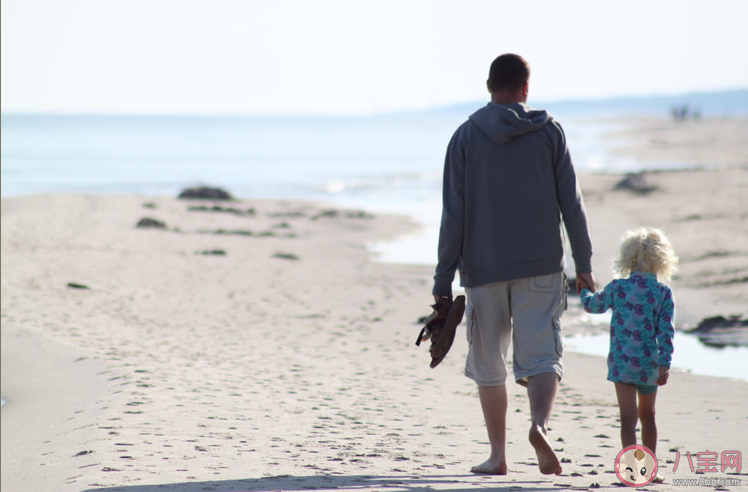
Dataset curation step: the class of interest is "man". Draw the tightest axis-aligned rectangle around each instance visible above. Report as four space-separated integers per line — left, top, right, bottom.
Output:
432 53 595 475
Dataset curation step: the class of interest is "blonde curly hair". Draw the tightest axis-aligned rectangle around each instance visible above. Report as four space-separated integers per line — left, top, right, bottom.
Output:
614 228 678 282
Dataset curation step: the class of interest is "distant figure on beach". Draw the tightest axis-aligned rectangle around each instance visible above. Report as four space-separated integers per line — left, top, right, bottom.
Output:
580 228 677 483
431 53 595 475
669 104 699 122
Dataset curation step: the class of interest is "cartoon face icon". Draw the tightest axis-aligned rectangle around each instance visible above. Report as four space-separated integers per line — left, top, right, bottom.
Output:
615 445 658 487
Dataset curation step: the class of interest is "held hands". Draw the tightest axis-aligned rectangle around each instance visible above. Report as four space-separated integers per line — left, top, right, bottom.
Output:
657 366 670 386
576 272 596 294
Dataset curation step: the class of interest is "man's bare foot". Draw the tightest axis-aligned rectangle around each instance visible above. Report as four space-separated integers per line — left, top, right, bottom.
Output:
470 457 508 475
529 425 562 475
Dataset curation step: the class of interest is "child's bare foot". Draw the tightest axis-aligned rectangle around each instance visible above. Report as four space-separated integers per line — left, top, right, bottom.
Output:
470 457 508 475
529 425 562 475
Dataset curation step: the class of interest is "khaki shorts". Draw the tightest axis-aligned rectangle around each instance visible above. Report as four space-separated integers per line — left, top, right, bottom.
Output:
464 272 567 386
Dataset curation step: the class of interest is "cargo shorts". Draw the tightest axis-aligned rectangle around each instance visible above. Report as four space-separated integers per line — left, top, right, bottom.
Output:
464 272 568 386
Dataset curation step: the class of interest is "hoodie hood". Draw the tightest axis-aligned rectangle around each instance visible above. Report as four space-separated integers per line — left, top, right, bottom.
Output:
469 102 552 145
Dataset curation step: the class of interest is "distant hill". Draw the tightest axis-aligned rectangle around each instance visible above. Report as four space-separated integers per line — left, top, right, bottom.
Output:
431 89 748 118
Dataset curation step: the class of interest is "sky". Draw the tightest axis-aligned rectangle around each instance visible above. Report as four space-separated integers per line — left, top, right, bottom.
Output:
2 0 748 115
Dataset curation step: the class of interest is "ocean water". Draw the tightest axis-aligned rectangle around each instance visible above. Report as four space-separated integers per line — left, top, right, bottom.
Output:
0 113 456 199
0 110 628 264
9 91 745 203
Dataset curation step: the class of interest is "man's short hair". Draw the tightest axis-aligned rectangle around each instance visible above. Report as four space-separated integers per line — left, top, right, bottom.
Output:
488 54 530 92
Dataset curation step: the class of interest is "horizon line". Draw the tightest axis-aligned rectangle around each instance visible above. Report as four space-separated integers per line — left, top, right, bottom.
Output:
2 88 746 119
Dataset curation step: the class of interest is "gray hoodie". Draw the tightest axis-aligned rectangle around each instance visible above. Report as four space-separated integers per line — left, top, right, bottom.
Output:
432 102 592 297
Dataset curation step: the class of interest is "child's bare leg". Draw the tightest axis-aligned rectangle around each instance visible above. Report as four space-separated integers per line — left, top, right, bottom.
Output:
472 384 508 474
614 383 638 448
637 390 658 454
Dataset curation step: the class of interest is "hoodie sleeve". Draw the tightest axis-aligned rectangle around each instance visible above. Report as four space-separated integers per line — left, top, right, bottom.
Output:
432 125 467 297
655 287 675 367
550 121 593 273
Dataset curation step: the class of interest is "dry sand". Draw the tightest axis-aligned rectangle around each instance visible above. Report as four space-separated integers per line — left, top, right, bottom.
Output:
1 117 747 492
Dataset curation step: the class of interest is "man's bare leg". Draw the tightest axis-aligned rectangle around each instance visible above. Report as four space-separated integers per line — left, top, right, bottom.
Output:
527 372 562 475
471 384 508 474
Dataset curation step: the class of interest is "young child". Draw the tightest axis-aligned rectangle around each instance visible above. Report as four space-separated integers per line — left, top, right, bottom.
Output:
580 228 678 481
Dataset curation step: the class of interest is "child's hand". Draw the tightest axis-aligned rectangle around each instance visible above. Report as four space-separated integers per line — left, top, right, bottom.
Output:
656 366 669 386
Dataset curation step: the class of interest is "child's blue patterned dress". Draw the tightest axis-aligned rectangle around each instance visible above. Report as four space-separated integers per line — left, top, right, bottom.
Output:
580 272 674 388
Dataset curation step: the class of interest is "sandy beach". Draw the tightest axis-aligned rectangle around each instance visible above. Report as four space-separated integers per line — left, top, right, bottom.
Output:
2 117 747 492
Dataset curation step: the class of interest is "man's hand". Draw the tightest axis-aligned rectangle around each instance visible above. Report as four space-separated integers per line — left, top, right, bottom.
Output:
434 294 452 305
576 272 595 294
